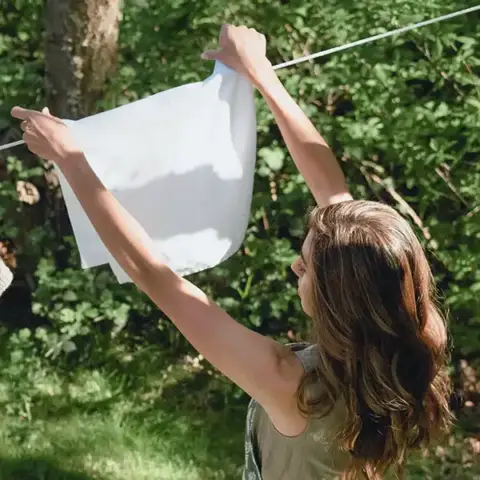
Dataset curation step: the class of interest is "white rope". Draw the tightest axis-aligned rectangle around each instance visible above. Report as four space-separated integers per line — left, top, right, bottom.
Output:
273 5 480 70
1 4 479 152
0 139 24 152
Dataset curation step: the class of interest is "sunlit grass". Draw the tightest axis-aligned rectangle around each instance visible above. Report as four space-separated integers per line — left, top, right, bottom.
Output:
0 348 245 479
0 412 242 479
0 346 477 480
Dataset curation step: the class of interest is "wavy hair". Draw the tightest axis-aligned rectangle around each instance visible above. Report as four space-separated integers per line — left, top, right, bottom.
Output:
297 200 453 479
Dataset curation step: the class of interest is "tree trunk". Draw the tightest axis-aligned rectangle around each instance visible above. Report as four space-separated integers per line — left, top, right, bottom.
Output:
44 0 120 119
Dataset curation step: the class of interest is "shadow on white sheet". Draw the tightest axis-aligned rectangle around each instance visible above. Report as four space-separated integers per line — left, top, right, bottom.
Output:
57 62 257 283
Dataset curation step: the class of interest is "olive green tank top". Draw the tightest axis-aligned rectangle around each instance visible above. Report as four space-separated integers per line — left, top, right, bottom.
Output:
250 344 351 479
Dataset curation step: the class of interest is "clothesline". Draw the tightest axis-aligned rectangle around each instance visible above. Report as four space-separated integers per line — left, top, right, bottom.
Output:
0 139 23 151
272 4 480 70
0 4 479 153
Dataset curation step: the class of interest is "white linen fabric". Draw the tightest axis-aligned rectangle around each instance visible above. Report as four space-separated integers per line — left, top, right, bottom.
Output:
57 62 257 283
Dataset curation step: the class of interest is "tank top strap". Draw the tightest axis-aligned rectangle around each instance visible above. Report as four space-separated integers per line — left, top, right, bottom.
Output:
286 342 318 373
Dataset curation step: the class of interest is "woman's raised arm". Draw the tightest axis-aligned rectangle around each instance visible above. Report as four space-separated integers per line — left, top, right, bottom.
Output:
203 24 353 208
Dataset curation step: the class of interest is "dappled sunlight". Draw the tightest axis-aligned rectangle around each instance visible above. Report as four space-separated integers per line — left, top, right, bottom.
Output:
0 352 245 479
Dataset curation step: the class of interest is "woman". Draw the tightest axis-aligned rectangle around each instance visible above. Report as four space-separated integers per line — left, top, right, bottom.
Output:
13 25 452 480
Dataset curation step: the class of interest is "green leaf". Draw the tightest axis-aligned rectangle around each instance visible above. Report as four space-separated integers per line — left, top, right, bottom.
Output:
258 147 285 171
60 308 76 324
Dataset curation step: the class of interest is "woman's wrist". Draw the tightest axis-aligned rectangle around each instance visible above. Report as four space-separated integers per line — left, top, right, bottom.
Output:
255 67 286 103
249 59 278 91
55 149 85 172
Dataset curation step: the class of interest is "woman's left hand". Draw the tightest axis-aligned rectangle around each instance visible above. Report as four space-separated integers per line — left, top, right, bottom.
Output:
202 24 272 89
11 106 79 164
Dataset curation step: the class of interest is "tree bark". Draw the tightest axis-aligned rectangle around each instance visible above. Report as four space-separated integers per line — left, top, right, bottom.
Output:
44 0 120 119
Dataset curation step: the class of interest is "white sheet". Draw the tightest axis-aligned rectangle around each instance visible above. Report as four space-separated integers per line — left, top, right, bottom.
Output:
57 62 257 283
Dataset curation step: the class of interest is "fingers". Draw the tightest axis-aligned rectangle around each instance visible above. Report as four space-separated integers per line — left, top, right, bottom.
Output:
22 132 36 145
12 106 54 121
203 24 265 60
201 49 223 61
22 132 34 141
42 107 62 124
11 106 34 120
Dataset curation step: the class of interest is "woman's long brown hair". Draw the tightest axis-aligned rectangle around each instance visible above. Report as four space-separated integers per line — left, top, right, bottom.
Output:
297 200 453 479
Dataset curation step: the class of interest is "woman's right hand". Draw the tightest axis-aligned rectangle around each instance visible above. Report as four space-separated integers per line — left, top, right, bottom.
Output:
201 24 275 88
11 106 80 166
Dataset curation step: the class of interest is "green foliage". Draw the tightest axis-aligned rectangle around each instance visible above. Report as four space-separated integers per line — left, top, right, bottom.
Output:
31 257 156 359
1 0 479 373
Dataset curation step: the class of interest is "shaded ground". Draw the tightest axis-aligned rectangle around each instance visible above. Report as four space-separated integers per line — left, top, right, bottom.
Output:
0 346 478 480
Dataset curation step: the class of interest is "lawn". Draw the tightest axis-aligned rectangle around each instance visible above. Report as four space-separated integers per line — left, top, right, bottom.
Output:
0 345 246 480
0 345 477 480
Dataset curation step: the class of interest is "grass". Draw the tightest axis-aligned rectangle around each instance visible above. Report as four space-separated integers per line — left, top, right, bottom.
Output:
0 344 478 480
0 410 242 479
0 346 246 480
